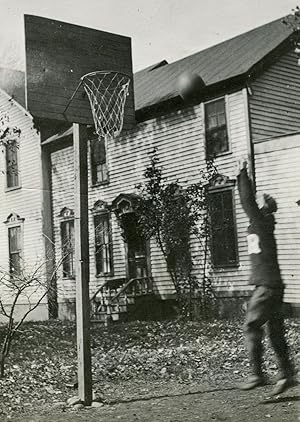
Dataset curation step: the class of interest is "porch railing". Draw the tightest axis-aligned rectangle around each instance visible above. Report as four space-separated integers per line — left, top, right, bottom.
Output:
90 276 153 323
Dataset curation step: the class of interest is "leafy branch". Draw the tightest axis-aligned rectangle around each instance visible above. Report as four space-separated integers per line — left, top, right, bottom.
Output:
136 149 217 318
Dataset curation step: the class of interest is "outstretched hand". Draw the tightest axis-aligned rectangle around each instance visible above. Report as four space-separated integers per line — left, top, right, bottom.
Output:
235 158 248 176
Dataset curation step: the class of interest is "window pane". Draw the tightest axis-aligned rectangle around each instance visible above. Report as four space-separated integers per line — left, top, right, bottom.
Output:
96 163 108 183
206 101 216 115
6 142 19 188
215 99 225 113
8 226 21 252
95 217 104 244
10 252 21 274
61 222 67 243
103 245 109 273
8 226 22 274
206 127 228 156
94 214 112 274
70 221 75 249
103 218 109 243
209 190 238 266
210 192 221 212
222 190 233 210
207 115 217 129
61 220 75 277
205 98 228 157
217 111 226 126
91 138 107 184
91 138 106 163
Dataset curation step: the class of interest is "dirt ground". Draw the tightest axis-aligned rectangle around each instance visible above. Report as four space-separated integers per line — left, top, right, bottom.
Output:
0 319 299 421
7 383 299 422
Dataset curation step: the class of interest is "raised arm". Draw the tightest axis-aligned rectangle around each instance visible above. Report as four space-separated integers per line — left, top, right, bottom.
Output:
237 161 261 222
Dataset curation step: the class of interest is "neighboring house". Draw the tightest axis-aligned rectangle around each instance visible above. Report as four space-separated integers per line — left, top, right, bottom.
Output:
0 87 47 322
254 133 300 308
249 49 300 309
0 17 300 320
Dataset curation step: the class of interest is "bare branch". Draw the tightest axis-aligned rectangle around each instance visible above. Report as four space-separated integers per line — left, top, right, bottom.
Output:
0 299 10 318
14 288 49 333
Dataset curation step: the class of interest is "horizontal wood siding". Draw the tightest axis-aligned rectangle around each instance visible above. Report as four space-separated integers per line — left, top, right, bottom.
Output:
0 91 45 309
254 134 300 304
51 89 252 302
206 91 251 295
249 49 300 142
50 146 76 303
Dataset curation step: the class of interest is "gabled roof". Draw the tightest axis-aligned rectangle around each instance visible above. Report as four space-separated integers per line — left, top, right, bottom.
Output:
42 126 73 145
0 68 25 107
133 18 293 111
135 60 169 75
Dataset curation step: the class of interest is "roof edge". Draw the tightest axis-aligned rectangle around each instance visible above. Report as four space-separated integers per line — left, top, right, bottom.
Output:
0 87 33 120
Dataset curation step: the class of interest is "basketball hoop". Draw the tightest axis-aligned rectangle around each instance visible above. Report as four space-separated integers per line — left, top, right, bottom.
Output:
64 71 130 139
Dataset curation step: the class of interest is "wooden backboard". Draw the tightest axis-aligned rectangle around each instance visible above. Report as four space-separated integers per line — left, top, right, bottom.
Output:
24 15 135 130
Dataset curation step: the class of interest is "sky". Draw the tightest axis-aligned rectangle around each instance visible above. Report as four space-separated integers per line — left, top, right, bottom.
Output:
0 0 297 72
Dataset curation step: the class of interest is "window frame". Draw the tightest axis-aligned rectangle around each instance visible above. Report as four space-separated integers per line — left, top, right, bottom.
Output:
93 211 113 277
5 139 21 191
208 185 239 269
90 137 109 187
204 96 231 159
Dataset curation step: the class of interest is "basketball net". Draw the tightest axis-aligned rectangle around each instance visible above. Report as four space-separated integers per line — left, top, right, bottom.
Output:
81 71 130 139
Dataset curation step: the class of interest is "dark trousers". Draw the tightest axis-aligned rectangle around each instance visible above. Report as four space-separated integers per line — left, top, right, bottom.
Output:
244 285 293 378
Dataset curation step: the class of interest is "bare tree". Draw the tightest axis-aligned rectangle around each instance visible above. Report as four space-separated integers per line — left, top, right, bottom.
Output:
282 7 300 31
0 241 71 378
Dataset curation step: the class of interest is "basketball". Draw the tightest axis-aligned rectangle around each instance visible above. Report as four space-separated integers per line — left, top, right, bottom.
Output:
177 72 205 102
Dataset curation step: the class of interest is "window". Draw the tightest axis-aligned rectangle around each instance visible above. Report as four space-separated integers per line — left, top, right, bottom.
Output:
6 140 19 188
61 219 75 278
90 137 108 185
205 98 229 158
209 189 238 267
8 225 22 274
5 213 24 275
111 194 151 279
94 213 112 275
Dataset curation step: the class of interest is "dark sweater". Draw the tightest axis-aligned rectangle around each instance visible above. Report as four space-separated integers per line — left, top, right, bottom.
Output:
237 169 282 288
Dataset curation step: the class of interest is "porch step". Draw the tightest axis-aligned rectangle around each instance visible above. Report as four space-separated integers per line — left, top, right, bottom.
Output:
91 293 160 324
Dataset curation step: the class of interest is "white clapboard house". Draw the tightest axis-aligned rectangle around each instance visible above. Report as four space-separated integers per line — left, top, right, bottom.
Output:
1 17 300 321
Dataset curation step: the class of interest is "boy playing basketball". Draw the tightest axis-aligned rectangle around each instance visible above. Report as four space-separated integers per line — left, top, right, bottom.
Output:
237 159 296 395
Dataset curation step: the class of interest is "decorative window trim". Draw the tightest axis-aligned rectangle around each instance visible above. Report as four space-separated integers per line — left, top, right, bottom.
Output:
90 200 109 215
4 212 25 226
111 193 140 219
58 206 74 220
203 95 231 159
208 173 236 191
